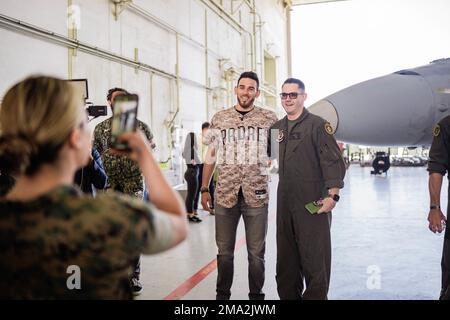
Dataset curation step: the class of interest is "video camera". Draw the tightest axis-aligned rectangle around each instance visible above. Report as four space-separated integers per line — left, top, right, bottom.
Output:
67 79 108 119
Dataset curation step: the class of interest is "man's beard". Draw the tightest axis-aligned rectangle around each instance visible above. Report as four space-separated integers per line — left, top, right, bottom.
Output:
237 96 255 109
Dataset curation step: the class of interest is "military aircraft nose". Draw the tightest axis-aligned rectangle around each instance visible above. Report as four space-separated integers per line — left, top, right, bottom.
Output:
307 99 339 132
308 73 434 146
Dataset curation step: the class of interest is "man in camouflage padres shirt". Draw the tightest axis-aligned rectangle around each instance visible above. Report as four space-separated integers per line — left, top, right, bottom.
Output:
201 72 277 300
93 87 154 295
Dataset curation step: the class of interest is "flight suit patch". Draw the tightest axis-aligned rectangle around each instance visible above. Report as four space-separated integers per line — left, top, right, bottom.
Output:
255 189 267 199
325 122 334 135
277 130 285 143
290 132 302 140
433 124 441 137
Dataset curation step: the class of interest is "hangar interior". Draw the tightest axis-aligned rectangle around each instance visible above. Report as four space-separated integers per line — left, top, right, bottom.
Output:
0 0 448 300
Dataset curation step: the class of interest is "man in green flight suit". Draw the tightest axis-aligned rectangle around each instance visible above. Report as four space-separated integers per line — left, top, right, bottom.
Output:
271 78 346 300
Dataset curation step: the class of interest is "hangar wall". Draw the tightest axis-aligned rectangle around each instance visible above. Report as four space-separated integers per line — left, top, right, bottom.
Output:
0 0 291 185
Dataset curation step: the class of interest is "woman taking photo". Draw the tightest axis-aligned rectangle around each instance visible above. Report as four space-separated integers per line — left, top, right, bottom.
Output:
0 76 187 299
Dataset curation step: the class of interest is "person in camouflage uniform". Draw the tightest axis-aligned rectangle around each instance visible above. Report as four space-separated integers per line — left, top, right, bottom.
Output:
0 185 179 299
93 87 155 294
201 72 278 300
0 76 187 299
93 88 154 198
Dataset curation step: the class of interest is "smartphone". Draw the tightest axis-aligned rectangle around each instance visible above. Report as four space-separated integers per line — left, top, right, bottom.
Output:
305 200 323 214
110 94 139 151
305 191 329 214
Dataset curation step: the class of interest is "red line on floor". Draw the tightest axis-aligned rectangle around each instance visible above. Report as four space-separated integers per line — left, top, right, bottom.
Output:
163 258 218 300
163 234 248 300
164 213 275 300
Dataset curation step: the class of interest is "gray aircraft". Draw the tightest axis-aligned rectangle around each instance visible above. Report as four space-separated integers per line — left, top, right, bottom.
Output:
308 58 450 147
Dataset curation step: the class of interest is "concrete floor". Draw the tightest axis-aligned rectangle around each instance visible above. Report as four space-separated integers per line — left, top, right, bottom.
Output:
137 165 447 300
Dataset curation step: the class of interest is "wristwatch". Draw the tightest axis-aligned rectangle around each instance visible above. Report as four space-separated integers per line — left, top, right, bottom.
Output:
430 205 440 210
329 194 340 202
200 186 209 193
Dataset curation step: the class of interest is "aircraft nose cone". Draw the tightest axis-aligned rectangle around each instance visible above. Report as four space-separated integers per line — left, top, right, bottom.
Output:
307 99 339 132
308 73 434 146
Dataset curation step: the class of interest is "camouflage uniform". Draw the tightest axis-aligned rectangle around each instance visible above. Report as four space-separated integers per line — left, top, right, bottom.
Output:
204 106 277 300
93 118 153 198
93 118 153 282
0 185 174 299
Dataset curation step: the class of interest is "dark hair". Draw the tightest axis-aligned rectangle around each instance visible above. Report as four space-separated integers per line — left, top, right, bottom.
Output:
283 78 305 91
202 122 210 130
237 71 259 89
107 87 128 101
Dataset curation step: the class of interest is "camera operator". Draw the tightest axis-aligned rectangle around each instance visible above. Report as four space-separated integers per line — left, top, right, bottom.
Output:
0 76 187 299
93 87 155 295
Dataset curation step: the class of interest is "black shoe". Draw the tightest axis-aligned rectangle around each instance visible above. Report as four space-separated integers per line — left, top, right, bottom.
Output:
249 293 265 300
130 277 143 296
188 215 202 223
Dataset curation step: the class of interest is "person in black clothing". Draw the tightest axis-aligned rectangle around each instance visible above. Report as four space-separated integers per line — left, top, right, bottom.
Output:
182 132 202 222
74 147 108 196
